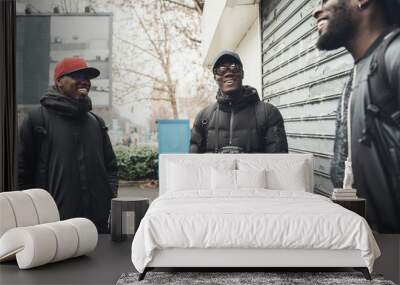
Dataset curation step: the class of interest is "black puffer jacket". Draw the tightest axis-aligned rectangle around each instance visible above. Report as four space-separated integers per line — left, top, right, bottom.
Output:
330 31 400 233
190 86 288 153
18 87 118 233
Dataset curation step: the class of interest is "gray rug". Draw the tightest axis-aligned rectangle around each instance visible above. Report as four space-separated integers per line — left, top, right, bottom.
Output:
116 272 396 285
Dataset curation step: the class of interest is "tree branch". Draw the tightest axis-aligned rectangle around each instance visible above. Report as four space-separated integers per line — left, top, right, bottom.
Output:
161 0 197 11
194 0 204 13
115 79 170 94
118 67 167 85
136 97 171 102
132 6 164 60
116 36 161 61
114 80 152 91
173 24 201 44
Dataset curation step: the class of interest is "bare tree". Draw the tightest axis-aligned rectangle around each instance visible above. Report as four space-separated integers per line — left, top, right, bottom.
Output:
161 0 204 46
23 0 213 123
162 0 204 13
95 0 211 120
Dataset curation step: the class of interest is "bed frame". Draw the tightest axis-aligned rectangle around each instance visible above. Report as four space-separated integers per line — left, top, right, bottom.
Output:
138 154 372 281
140 248 370 280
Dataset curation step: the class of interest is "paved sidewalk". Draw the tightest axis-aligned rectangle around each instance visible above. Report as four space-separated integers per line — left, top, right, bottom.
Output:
117 185 159 202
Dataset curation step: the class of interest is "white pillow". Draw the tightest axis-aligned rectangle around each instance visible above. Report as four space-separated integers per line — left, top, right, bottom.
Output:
266 162 307 191
236 169 267 189
238 159 308 192
211 168 236 190
166 160 236 192
211 169 267 191
167 163 211 191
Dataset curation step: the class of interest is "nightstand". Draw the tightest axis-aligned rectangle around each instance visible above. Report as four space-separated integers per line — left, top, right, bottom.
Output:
111 197 150 242
331 198 366 218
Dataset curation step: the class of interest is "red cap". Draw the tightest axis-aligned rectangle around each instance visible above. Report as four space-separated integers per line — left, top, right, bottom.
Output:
54 57 100 82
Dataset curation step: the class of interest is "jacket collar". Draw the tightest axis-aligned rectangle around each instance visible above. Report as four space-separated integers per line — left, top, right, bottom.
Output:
40 86 92 118
216 85 260 112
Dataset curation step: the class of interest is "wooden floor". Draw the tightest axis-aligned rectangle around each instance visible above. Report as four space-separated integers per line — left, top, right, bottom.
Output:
0 235 133 285
373 233 400 284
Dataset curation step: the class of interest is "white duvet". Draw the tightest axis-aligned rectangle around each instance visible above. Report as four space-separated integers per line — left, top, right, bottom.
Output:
131 190 380 273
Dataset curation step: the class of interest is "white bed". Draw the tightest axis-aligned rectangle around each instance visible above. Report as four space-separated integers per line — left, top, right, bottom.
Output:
131 154 380 280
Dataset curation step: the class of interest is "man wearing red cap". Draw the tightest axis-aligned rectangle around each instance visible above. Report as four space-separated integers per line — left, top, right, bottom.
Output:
18 57 118 233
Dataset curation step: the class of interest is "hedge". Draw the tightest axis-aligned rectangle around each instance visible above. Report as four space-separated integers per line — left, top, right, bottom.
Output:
114 146 158 181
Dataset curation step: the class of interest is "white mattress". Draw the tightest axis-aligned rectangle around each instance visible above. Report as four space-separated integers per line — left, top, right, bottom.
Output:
131 190 380 273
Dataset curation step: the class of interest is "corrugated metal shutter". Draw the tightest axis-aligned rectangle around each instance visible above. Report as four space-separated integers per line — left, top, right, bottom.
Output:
260 0 353 195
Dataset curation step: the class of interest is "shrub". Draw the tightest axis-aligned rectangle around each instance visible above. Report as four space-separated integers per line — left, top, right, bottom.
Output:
115 146 158 181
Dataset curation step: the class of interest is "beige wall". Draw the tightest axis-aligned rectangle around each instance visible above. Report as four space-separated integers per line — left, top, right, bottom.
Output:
201 0 227 62
201 0 259 70
236 16 262 96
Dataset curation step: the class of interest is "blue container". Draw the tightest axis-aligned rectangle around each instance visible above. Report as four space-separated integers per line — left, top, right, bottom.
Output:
156 120 190 154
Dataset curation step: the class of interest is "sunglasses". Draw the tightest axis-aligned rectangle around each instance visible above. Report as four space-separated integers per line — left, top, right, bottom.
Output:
213 63 242 76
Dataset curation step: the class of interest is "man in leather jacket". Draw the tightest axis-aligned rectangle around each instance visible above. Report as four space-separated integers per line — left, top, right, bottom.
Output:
190 51 288 154
313 0 400 233
18 57 118 233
